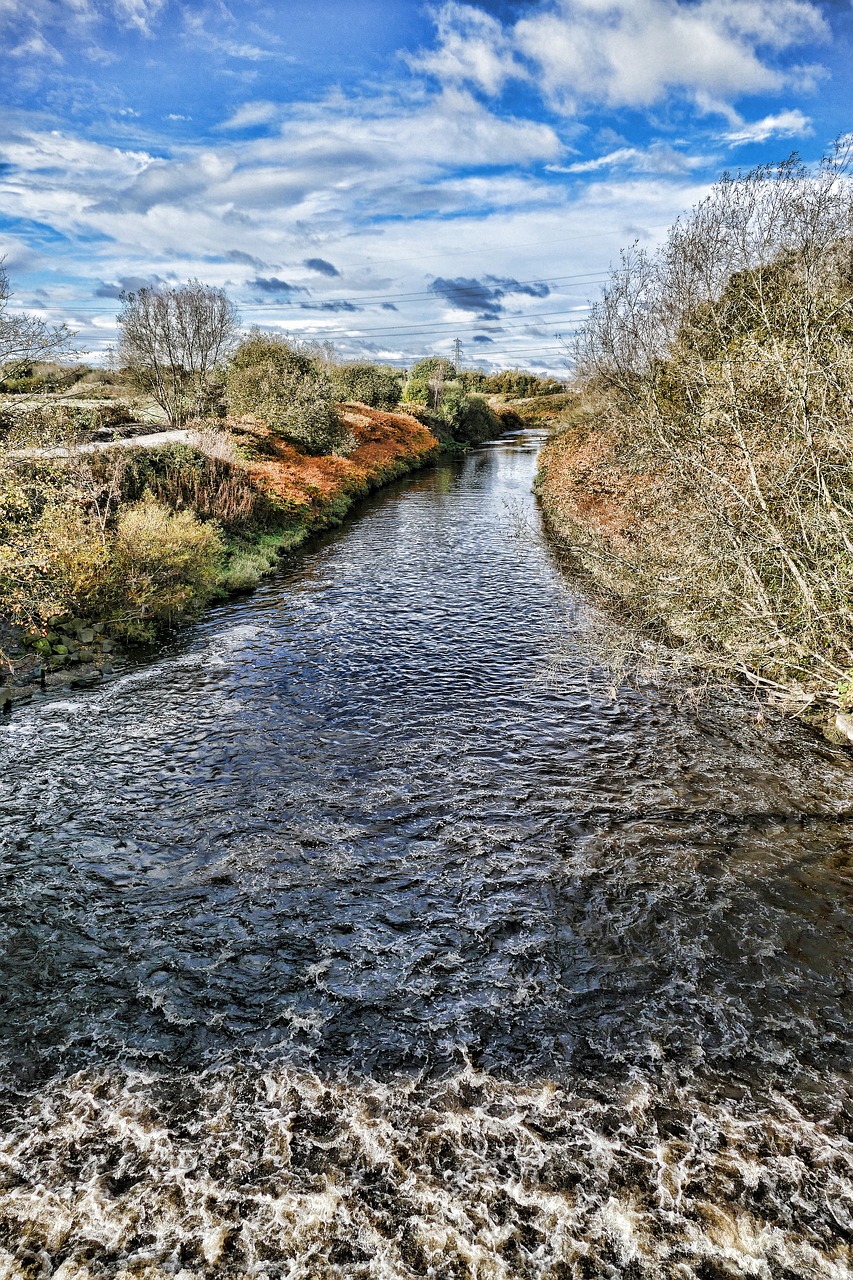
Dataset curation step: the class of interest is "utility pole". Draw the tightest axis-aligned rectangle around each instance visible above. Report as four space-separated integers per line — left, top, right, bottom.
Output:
452 336 462 371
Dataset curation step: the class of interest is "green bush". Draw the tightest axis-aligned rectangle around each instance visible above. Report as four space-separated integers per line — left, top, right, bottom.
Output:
405 391 504 449
403 357 456 407
2 493 223 628
330 362 403 409
226 331 348 454
445 392 503 444
26 504 109 621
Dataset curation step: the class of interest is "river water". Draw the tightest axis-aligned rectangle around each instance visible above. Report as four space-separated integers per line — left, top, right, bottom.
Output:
0 429 851 1278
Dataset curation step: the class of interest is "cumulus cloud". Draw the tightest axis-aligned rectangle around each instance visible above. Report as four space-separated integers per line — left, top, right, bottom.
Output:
409 2 521 94
430 275 550 319
723 108 813 145
416 0 829 115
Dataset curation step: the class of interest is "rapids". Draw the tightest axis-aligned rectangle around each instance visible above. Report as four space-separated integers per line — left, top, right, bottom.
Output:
0 430 850 1277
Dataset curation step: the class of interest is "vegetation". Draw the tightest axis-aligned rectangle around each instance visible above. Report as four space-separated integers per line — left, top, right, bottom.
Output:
226 331 352 454
537 143 853 707
0 265 526 669
117 281 239 426
466 369 564 398
401 355 514 446
0 399 440 652
404 357 456 408
0 260 74 380
330 362 403 409
0 454 224 637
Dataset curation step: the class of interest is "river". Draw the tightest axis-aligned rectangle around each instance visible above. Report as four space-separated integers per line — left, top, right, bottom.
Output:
0 429 850 1277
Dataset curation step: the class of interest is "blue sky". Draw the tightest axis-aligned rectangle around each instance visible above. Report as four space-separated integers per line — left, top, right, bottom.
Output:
2 0 851 371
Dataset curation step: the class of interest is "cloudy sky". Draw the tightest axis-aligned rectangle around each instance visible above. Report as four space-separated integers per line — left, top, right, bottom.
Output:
2 0 851 371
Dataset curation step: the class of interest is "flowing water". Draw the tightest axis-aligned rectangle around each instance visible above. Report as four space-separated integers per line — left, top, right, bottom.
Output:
0 430 851 1278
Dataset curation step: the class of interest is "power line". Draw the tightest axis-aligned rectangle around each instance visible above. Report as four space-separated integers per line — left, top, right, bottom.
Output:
247 308 591 339
42 269 609 314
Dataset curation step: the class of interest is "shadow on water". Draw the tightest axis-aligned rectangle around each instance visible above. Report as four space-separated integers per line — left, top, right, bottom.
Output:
0 430 851 1276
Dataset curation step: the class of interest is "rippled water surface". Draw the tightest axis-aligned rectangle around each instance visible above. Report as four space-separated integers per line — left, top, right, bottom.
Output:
1 431 851 1277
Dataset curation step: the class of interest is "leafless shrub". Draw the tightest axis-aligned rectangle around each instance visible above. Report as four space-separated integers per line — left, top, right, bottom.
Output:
565 140 853 702
0 260 75 379
187 420 240 464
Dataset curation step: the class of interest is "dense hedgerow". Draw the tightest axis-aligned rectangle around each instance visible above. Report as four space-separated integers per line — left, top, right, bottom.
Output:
472 369 565 398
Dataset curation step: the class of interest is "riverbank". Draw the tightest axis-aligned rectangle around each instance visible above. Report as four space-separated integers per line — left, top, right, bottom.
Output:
534 403 853 741
219 402 442 589
1 401 515 700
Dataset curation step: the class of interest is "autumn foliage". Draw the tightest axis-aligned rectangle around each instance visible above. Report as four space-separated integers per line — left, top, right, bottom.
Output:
236 403 439 518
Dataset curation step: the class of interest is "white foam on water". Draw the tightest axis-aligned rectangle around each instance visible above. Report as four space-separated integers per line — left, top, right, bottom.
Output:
0 1061 850 1279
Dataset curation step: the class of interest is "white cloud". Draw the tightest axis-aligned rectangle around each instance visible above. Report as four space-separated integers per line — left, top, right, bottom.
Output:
723 108 813 146
0 0 166 63
0 90 562 249
408 2 521 95
555 142 710 175
110 0 165 34
416 0 829 115
9 32 63 60
181 6 280 61
218 101 280 131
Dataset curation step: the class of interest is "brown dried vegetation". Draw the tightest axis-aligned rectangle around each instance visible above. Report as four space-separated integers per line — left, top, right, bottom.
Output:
538 144 853 706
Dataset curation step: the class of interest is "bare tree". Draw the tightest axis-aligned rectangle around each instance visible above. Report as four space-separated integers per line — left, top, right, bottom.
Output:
0 259 74 377
117 281 239 426
428 359 450 410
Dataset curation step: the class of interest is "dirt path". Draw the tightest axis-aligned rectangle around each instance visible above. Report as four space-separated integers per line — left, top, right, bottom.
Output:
11 428 190 459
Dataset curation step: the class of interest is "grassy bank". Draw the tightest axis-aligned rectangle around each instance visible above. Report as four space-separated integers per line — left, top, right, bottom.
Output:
0 403 441 685
537 149 853 721
0 323 533 693
218 403 441 591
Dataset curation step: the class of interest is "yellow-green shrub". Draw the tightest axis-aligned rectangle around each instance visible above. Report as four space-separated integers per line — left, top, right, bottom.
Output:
113 495 223 620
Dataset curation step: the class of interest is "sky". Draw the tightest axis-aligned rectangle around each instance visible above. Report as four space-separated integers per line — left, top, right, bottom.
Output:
1 0 852 373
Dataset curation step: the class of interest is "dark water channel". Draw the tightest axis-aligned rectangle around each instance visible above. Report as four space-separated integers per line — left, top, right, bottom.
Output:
0 430 851 1277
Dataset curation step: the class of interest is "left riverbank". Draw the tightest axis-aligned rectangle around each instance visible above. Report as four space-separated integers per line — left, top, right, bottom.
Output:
1 403 450 699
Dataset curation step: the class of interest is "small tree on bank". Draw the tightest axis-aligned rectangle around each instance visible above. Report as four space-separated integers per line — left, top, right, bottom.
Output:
404 356 456 408
0 260 74 381
117 282 238 426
